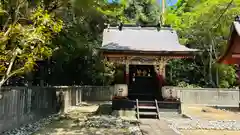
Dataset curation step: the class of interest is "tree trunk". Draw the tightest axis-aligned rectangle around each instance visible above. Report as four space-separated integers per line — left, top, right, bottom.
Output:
209 48 213 86
0 77 6 90
0 52 17 91
216 66 219 87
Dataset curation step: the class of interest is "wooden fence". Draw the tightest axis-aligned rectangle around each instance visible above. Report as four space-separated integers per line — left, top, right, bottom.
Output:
0 87 57 133
0 86 113 133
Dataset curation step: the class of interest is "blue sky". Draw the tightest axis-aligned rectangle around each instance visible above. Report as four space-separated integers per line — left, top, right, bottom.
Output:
108 0 178 6
167 0 178 6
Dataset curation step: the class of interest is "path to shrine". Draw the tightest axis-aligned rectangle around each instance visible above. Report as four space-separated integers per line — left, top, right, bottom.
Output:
139 119 179 135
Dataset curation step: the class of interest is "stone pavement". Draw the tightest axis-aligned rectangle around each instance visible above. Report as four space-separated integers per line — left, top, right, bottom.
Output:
139 119 179 135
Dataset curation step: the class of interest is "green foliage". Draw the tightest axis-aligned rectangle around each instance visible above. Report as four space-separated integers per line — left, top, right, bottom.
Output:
215 64 236 88
123 0 160 25
38 0 112 85
0 1 63 86
99 0 160 24
2 0 239 88
34 0 162 86
165 0 240 88
177 81 202 88
166 59 205 86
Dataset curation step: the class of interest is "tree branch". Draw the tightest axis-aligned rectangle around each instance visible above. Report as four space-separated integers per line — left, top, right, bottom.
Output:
3 16 11 31
6 67 25 80
0 67 24 88
6 53 17 76
4 27 12 36
0 49 18 88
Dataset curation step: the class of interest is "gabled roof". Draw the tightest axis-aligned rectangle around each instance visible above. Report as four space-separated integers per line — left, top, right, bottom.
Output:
218 21 240 64
100 26 198 53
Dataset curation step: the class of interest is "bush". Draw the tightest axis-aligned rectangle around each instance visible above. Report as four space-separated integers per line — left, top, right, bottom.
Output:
177 81 201 88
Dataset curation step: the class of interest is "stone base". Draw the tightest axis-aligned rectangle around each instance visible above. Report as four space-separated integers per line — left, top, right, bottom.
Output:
112 98 135 110
112 110 137 121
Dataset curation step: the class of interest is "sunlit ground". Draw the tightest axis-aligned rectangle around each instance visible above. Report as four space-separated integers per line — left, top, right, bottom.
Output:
180 105 240 135
33 103 132 135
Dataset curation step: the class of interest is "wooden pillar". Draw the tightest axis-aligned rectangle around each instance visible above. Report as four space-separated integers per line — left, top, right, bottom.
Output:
155 57 168 86
154 57 168 100
155 67 164 86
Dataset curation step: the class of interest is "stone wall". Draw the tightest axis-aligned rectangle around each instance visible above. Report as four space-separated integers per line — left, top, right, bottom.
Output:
179 88 240 107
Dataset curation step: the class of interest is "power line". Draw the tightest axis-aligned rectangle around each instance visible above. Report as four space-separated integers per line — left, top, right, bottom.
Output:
209 0 234 56
208 0 234 86
211 0 234 30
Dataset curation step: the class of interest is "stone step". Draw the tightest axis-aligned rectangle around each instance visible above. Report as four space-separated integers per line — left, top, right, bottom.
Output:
138 112 158 115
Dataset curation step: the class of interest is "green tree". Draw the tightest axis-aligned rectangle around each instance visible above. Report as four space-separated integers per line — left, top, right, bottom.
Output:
123 0 160 25
99 0 160 24
0 1 63 88
165 0 240 88
34 0 115 86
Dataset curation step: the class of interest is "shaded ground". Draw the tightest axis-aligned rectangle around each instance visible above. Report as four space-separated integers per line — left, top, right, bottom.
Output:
33 102 141 135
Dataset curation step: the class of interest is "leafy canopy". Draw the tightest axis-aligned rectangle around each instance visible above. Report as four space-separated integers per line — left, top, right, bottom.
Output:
0 0 63 87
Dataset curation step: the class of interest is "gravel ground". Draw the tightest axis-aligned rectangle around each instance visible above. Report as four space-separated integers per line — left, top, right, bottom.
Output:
6 105 240 135
1 102 142 135
180 130 240 135
81 115 142 135
168 118 240 130
159 110 240 131
2 115 58 135
2 116 142 135
181 105 240 121
1 109 142 135
33 115 142 135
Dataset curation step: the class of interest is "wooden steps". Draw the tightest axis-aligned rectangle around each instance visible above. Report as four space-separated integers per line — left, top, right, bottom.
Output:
138 112 158 115
138 106 156 109
136 99 160 119
135 99 180 119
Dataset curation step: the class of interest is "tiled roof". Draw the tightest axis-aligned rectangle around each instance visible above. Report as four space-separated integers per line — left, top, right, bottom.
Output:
100 27 198 52
233 21 240 36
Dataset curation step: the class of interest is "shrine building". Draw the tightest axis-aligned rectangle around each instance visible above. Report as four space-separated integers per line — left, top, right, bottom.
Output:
218 17 240 64
99 24 200 117
218 16 240 84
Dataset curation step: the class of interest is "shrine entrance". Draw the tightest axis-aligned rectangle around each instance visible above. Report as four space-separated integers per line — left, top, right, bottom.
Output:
128 65 160 100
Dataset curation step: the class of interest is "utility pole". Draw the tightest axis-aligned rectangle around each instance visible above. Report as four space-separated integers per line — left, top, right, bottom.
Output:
209 41 213 86
161 0 166 25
